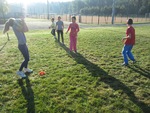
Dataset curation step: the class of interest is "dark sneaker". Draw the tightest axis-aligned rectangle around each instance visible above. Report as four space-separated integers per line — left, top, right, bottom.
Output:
133 60 136 64
24 68 33 73
75 50 77 53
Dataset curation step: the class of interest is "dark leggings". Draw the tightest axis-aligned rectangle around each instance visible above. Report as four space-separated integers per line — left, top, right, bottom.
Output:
57 30 64 43
18 44 29 71
51 29 56 36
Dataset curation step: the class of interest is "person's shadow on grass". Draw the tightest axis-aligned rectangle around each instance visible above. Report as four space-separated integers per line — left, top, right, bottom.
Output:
59 43 150 113
128 65 150 79
0 41 9 51
18 75 35 113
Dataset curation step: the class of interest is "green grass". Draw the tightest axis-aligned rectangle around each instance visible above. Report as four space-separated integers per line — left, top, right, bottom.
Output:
0 26 150 113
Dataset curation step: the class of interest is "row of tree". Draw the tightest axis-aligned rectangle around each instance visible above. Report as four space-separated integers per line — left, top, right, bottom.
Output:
0 0 150 19
70 0 150 16
0 0 8 20
26 0 150 17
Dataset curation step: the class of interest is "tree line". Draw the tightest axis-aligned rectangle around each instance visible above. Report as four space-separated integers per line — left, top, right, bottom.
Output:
70 0 150 16
0 0 8 20
0 0 150 19
27 0 149 16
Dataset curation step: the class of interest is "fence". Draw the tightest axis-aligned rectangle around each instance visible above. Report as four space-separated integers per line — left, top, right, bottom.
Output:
27 14 150 24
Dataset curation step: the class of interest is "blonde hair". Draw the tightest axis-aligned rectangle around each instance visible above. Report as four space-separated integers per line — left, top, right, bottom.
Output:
3 18 15 34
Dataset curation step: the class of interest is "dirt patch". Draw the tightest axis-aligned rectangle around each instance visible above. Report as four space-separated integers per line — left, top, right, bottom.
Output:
0 18 150 31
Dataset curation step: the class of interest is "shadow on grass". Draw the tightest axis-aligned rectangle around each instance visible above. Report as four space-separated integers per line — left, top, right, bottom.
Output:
18 75 35 113
0 41 8 51
59 43 150 113
128 65 150 79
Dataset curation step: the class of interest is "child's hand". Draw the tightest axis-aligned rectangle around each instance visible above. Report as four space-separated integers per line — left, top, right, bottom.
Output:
122 37 125 41
122 37 126 43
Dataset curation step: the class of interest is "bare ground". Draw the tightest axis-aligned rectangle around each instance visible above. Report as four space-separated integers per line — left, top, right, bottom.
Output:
0 18 150 31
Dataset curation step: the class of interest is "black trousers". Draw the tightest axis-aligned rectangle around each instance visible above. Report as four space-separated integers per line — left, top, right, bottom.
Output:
57 30 64 43
18 44 30 71
51 29 56 36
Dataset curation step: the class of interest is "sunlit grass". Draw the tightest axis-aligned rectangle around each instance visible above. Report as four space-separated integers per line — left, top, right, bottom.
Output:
0 26 150 113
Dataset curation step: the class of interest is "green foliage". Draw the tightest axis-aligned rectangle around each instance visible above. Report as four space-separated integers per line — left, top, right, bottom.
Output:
0 0 8 14
79 0 150 16
0 0 8 21
0 25 150 113
9 0 148 16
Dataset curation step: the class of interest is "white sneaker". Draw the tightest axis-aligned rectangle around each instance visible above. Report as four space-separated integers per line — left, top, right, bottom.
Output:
24 68 33 73
17 71 26 78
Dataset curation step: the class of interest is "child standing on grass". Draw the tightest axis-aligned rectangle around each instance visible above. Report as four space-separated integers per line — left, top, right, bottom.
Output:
122 18 136 66
56 16 64 44
3 18 33 78
66 16 80 53
49 18 56 39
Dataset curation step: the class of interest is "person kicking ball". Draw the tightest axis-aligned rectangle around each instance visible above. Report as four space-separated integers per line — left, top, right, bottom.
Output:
3 18 33 78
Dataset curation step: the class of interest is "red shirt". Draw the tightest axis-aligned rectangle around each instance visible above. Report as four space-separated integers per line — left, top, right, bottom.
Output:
67 23 79 37
125 26 135 45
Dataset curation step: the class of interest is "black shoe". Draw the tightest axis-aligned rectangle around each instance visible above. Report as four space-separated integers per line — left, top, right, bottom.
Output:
133 60 136 64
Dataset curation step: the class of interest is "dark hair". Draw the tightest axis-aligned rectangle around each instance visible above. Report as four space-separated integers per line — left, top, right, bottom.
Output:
72 16 76 20
127 19 133 25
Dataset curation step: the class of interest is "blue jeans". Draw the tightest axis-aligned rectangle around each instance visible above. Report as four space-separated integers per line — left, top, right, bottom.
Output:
122 45 135 64
18 44 30 71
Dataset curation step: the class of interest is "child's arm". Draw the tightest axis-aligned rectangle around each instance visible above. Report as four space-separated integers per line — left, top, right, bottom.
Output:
56 24 58 31
23 21 29 32
123 28 131 40
122 34 131 43
55 22 58 31
66 24 71 34
76 24 80 33
122 34 131 41
22 19 28 32
62 22 64 31
49 23 52 29
63 23 64 30
123 34 131 39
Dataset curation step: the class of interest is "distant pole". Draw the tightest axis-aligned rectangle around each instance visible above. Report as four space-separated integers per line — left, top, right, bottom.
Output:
47 0 49 20
112 0 115 24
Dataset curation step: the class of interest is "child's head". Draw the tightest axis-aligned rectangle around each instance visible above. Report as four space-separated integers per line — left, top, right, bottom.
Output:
127 19 133 25
51 18 54 22
58 16 61 20
72 16 76 23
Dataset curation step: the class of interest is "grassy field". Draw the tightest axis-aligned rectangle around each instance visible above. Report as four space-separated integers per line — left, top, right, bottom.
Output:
0 25 150 113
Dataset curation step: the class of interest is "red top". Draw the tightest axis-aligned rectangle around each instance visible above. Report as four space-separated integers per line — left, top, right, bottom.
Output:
67 23 79 37
125 26 135 45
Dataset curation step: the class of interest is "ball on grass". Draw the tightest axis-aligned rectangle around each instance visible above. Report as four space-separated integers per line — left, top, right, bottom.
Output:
39 71 46 76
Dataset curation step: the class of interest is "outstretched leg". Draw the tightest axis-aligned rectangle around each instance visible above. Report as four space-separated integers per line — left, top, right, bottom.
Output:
18 44 30 71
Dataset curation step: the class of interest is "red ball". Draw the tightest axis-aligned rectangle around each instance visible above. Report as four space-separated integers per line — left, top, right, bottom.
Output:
39 71 46 76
